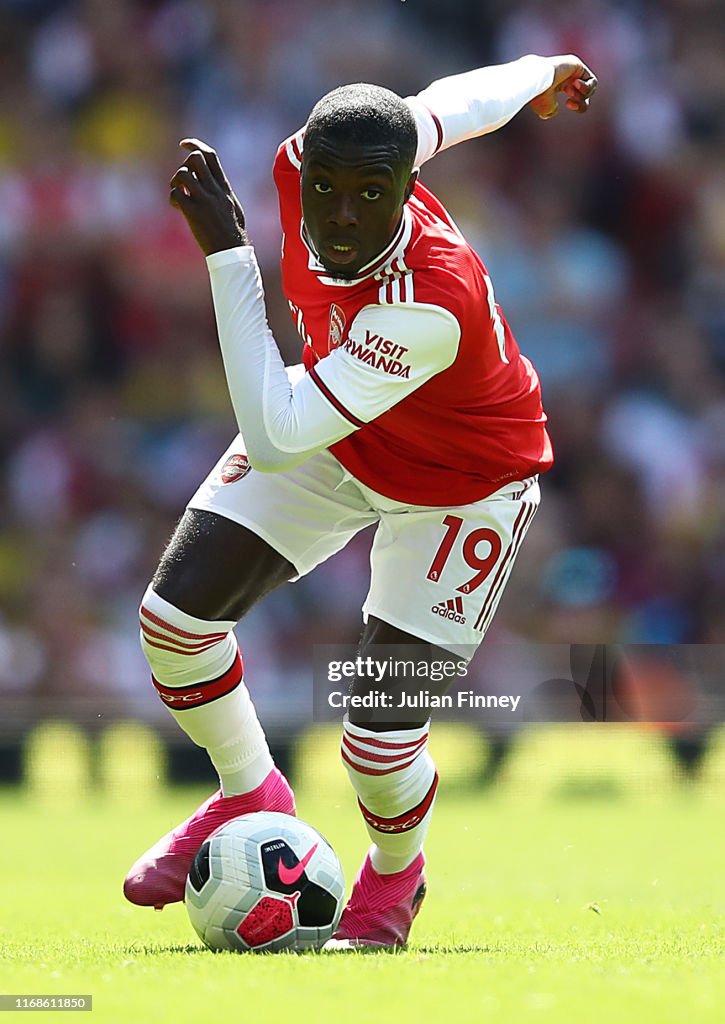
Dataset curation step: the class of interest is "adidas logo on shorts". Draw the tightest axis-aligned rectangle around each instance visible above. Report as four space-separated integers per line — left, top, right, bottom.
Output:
431 596 467 624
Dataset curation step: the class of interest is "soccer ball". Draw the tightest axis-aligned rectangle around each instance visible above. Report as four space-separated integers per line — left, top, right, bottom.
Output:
185 812 345 952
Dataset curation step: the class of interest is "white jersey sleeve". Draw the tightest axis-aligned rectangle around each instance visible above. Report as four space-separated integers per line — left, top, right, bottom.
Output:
206 247 460 473
406 54 555 166
308 302 460 424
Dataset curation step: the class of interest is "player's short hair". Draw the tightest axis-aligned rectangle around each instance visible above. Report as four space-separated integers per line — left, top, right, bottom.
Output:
305 83 418 174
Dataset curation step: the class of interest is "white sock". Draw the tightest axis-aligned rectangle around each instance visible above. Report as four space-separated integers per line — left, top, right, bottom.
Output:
341 718 438 874
139 586 274 796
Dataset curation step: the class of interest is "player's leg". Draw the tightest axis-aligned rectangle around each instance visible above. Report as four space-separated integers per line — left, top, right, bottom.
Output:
330 477 541 947
125 441 378 908
330 616 443 947
125 509 299 908
140 507 296 799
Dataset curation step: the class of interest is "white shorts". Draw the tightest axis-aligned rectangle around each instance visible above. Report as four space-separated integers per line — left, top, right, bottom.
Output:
188 437 540 658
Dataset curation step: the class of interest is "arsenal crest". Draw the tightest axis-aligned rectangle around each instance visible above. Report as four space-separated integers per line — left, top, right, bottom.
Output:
328 303 346 352
221 454 251 484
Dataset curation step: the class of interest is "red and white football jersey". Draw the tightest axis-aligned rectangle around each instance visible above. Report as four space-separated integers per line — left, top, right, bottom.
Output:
273 129 553 506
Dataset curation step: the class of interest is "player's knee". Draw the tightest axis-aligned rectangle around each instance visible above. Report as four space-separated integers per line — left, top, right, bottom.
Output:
345 713 429 732
152 509 294 621
138 585 236 688
150 509 241 620
151 540 219 620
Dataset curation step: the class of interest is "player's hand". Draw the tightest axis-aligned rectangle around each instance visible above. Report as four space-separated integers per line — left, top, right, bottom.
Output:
169 139 249 256
530 55 597 120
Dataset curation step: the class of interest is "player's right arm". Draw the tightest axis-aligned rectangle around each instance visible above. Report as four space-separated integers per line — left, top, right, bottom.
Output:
205 246 459 472
168 141 459 474
407 54 597 166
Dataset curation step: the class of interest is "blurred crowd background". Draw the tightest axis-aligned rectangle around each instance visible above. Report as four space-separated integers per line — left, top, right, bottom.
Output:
1 0 724 773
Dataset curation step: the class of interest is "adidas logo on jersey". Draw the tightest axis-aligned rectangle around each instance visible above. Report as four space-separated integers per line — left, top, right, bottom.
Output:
431 596 466 624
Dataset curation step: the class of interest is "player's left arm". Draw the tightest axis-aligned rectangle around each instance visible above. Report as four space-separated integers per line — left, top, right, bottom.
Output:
408 54 597 166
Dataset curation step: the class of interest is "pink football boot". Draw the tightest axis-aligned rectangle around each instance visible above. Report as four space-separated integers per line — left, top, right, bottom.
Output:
123 768 295 909
325 851 426 949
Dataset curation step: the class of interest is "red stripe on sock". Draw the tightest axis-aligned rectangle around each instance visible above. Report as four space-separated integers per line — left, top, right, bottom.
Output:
342 734 427 765
152 651 244 710
142 636 223 657
343 730 429 751
358 773 438 834
341 747 419 777
140 605 228 643
140 622 225 651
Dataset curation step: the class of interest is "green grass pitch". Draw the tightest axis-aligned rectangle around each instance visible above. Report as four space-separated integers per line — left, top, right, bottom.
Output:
0 726 723 1023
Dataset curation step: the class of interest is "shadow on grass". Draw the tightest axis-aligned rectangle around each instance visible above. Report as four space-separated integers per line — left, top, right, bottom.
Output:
312 943 503 956
123 943 207 956
413 944 502 955
123 941 503 957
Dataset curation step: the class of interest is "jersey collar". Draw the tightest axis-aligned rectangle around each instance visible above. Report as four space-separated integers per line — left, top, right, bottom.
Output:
300 206 413 288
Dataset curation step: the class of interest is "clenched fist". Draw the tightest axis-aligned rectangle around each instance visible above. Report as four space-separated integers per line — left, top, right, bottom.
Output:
530 55 598 120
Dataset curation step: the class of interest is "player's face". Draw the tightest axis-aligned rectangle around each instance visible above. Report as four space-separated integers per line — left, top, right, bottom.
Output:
301 139 417 278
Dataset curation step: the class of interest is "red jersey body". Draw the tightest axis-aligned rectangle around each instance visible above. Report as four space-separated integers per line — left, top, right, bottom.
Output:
273 131 553 506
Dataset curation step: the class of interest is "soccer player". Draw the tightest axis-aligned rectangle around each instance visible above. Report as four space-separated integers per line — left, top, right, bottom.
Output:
123 54 597 947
